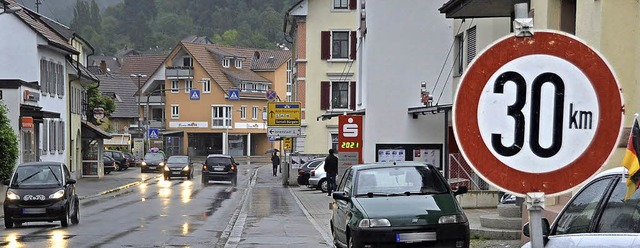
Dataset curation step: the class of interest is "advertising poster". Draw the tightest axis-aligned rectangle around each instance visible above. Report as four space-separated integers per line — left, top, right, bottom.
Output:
413 149 441 169
377 149 405 162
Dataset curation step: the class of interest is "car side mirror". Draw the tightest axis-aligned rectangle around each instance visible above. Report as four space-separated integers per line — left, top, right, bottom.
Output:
453 185 468 196
2 179 9 186
332 191 350 202
235 162 239 166
522 218 550 237
67 179 76 185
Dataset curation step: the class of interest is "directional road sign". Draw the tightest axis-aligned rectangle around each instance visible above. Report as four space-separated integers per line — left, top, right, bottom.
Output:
148 128 159 139
267 102 301 127
267 127 301 138
228 89 240 100
190 89 200 100
453 31 623 197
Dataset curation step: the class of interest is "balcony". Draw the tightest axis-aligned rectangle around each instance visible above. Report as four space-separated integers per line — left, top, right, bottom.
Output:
148 120 165 129
165 66 194 79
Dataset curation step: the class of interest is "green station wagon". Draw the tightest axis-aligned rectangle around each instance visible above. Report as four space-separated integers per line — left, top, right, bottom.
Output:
330 162 469 248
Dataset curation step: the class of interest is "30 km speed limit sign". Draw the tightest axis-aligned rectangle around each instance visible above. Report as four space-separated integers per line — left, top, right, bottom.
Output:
453 31 623 197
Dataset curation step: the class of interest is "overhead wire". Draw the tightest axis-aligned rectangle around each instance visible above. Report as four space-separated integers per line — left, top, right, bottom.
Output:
436 18 474 105
431 18 466 94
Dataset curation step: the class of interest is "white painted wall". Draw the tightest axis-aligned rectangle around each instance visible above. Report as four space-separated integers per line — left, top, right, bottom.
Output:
359 0 453 163
0 14 39 80
39 48 68 164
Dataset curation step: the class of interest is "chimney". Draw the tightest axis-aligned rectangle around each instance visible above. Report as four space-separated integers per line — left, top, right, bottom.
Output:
99 60 107 74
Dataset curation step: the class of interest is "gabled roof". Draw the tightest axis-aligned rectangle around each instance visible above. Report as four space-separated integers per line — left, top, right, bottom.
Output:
180 42 291 96
89 55 122 74
120 54 167 79
5 0 78 54
95 72 139 118
182 35 213 44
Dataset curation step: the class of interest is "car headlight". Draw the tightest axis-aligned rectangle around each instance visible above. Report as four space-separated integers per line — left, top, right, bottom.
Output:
182 166 190 171
438 214 467 224
141 161 147 166
49 190 65 199
164 166 171 171
159 162 165 166
6 190 20 200
358 218 391 228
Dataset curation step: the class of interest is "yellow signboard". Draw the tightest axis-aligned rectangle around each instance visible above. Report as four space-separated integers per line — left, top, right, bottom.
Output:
267 102 301 126
283 138 292 151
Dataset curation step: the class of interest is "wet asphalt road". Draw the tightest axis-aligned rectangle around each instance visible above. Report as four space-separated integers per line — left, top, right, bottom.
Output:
0 164 261 248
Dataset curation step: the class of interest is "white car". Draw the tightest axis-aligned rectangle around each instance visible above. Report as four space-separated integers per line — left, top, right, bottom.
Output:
307 161 328 192
522 167 640 247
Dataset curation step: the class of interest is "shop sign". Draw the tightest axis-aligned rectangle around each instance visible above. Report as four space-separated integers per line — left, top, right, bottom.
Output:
338 115 363 164
21 117 34 129
169 121 208 128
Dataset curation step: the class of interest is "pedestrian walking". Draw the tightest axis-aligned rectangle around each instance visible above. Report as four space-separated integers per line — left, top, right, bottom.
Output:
271 152 280 176
324 149 339 196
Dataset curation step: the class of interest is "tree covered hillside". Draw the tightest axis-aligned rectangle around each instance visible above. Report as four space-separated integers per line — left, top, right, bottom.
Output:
71 0 296 54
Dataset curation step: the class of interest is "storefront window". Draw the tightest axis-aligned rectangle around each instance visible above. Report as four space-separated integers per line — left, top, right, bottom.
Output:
82 139 99 176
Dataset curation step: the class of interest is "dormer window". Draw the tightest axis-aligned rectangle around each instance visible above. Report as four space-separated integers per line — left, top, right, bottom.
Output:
235 59 242 69
222 59 230 68
183 57 192 67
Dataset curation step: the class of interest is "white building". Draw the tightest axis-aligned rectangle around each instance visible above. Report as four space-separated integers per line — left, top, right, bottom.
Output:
0 0 76 164
357 0 454 173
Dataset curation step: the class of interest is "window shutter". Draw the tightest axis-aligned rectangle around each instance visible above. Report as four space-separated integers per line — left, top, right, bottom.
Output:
350 81 356 110
59 64 64 96
350 31 357 60
321 31 331 60
43 120 48 152
349 0 357 10
321 81 330 110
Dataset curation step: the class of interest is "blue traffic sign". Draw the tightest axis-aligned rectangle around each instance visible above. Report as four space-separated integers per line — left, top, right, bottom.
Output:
266 89 277 101
269 136 277 142
228 89 240 101
148 129 159 139
190 89 200 100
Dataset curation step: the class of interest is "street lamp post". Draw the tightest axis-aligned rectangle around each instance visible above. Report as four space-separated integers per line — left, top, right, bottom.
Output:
131 74 147 153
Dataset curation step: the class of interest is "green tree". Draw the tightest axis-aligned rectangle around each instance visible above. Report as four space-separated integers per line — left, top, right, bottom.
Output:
0 103 18 180
86 83 116 125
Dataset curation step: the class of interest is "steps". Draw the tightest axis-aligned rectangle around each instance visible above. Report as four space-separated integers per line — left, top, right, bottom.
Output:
471 204 522 240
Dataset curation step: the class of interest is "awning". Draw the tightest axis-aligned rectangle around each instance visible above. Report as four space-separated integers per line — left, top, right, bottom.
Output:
408 104 452 119
161 130 184 136
439 0 528 19
81 120 112 139
20 104 60 119
317 109 366 121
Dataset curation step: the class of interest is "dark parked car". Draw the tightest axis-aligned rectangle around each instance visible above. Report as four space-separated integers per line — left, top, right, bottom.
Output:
522 167 640 247
103 155 118 174
297 158 324 186
3 162 80 228
123 152 136 167
104 150 129 171
163 155 193 180
330 162 469 248
141 153 166 173
202 154 238 186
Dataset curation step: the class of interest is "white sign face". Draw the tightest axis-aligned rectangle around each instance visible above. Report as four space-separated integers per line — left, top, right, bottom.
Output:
267 127 301 137
169 122 209 128
477 55 599 173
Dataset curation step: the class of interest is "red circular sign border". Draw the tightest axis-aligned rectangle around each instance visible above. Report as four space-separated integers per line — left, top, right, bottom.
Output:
453 31 623 196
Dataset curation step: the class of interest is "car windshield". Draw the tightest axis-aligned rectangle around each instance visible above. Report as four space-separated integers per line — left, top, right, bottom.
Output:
168 156 188 163
206 157 232 165
145 153 164 162
11 165 63 187
354 166 448 196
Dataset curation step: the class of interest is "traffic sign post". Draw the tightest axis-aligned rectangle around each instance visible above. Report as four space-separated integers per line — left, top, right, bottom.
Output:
453 30 623 247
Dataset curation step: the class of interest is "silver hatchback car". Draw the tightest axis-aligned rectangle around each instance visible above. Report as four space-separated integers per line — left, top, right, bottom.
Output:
308 160 328 192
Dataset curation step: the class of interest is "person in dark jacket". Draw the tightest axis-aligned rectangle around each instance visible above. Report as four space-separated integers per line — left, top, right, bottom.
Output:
271 152 280 176
324 149 339 196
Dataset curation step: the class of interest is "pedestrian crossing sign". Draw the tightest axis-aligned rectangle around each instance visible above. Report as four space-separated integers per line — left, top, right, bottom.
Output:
148 129 159 139
228 89 240 101
190 89 200 100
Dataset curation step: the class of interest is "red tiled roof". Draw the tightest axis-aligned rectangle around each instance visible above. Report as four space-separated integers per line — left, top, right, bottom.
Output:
251 50 291 71
6 0 77 54
120 54 167 80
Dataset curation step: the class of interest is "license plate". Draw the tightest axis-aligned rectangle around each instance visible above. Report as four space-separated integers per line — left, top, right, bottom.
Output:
396 232 437 243
172 172 181 175
149 166 156 170
23 208 46 214
213 166 225 171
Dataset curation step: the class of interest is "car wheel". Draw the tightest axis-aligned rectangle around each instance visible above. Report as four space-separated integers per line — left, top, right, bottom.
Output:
4 216 13 228
319 179 328 192
71 198 80 225
60 206 70 227
187 172 192 180
331 223 340 246
232 176 237 186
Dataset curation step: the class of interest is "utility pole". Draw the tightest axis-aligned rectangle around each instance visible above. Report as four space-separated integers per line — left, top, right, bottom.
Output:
35 0 41 13
131 74 147 153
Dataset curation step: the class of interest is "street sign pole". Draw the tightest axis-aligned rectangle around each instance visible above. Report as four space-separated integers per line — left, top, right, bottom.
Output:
527 192 545 248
